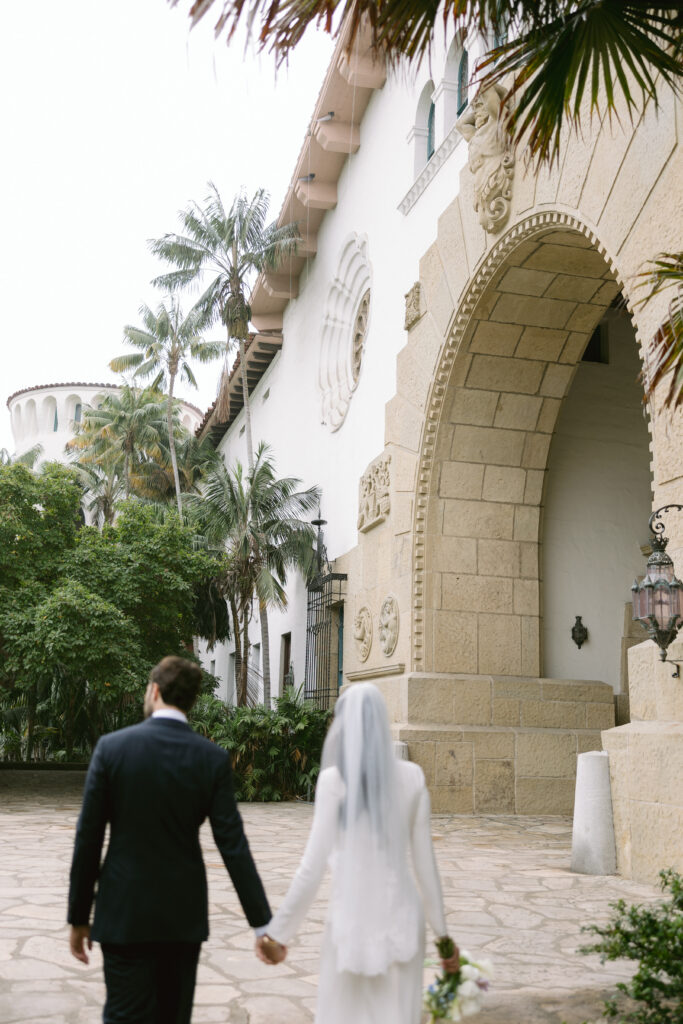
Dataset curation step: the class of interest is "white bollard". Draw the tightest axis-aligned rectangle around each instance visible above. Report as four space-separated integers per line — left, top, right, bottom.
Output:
571 750 617 875
393 740 409 760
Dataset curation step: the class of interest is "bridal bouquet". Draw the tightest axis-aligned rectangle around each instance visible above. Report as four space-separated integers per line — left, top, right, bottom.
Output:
424 938 493 1022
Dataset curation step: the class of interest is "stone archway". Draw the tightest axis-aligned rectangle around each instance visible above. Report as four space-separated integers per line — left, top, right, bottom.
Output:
413 213 642 680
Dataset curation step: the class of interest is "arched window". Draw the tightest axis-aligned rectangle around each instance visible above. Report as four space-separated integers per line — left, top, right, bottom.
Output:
74 403 82 424
427 102 436 160
457 49 469 114
53 407 59 432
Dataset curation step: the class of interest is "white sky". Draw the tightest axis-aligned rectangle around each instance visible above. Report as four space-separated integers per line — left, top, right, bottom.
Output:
0 0 335 453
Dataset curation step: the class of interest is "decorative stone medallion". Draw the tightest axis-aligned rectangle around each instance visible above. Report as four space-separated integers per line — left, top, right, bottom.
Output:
357 453 391 533
456 85 515 234
404 282 424 330
353 607 373 662
378 595 399 657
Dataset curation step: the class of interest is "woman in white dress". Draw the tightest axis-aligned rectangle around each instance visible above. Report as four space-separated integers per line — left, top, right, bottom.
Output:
257 682 459 1024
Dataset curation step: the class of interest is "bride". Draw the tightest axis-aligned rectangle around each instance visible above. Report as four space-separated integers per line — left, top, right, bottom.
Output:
255 682 459 1024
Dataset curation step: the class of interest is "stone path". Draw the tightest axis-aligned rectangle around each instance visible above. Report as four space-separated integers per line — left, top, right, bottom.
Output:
0 771 661 1024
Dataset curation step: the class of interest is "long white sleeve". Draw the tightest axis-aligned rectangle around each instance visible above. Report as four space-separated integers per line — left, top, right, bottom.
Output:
266 768 342 945
410 782 447 938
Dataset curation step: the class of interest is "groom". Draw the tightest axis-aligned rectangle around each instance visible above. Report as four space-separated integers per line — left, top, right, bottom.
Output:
67 655 285 1023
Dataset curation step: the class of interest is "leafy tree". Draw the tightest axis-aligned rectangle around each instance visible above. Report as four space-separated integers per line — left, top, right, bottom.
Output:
188 444 319 705
110 299 224 513
67 385 167 498
149 183 299 466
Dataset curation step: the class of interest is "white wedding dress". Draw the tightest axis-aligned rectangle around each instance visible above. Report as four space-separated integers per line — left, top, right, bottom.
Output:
267 760 447 1024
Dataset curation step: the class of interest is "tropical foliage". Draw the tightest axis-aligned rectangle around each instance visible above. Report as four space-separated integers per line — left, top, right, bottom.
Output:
187 443 319 705
110 299 224 513
0 464 225 762
579 869 683 1023
190 687 331 800
639 253 683 409
149 183 299 457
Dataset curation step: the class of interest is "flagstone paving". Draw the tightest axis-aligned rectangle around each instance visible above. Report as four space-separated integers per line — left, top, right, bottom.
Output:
0 770 662 1024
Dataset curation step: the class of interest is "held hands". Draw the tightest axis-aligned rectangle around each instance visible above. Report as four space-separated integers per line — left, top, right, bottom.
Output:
255 934 287 965
69 925 92 964
437 935 460 975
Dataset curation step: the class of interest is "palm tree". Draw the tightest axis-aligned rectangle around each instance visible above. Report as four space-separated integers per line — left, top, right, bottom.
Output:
109 300 224 514
188 444 320 705
66 385 167 499
639 253 683 410
0 444 44 468
149 184 299 468
73 459 125 528
132 430 221 505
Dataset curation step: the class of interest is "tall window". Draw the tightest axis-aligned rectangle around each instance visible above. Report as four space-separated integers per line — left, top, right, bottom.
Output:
53 407 59 432
457 49 469 114
74 403 82 424
427 101 436 160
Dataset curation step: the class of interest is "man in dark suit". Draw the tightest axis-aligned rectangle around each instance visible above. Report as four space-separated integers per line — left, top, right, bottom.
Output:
68 655 285 1023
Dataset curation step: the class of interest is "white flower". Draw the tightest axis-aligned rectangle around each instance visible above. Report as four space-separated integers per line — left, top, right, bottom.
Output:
460 964 480 981
448 1000 463 1022
460 997 481 1017
458 980 480 999
474 958 494 979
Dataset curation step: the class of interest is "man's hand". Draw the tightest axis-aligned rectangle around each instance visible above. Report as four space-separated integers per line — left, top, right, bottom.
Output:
255 935 287 965
70 925 92 964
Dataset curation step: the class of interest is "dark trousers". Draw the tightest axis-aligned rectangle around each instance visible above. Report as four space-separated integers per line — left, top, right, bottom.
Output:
101 942 201 1024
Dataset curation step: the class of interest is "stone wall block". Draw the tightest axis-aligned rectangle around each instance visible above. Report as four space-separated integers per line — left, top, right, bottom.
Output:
475 759 515 813
560 331 590 364
392 448 418 492
385 393 424 452
453 677 493 725
523 242 608 278
430 785 475 814
477 539 520 578
515 326 567 362
586 702 616 730
478 613 522 675
516 777 576 814
442 573 512 614
523 470 545 505
536 398 562 434
545 274 602 303
405 676 454 723
482 465 527 503
436 199 472 307
541 680 614 703
520 542 539 578
521 699 586 729
431 536 478 574
565 302 605 334
469 320 522 357
627 640 660 721
627 727 683 807
472 731 515 759
513 578 540 616
435 740 474 787
516 731 578 777
493 393 543 431
433 610 478 674
493 698 521 726
467 354 545 394
419 243 455 339
513 505 541 542
439 461 485 500
443 499 515 539
522 432 552 470
448 387 499 426
396 345 437 412
493 678 542 699
452 424 526 466
490 292 576 330
520 616 541 676
540 363 575 399
498 266 556 297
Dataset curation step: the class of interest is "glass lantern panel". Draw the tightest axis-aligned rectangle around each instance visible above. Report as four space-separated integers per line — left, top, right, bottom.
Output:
653 584 672 628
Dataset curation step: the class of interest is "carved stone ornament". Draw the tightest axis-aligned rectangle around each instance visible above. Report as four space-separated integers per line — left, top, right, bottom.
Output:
456 84 515 234
357 453 391 533
378 595 399 657
404 282 423 330
353 607 373 662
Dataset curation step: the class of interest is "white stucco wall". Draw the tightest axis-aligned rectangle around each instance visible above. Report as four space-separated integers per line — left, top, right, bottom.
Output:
205 30 481 700
542 309 652 691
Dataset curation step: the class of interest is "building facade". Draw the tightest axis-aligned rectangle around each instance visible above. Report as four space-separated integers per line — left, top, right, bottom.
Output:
197 24 683 884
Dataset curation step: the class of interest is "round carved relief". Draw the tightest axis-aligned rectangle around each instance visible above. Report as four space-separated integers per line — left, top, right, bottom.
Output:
353 606 373 662
319 234 372 432
378 595 399 657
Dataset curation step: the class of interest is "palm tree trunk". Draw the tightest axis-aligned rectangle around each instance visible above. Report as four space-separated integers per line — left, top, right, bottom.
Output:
167 373 182 516
26 681 37 761
240 608 250 706
259 600 271 707
124 450 130 498
229 594 243 706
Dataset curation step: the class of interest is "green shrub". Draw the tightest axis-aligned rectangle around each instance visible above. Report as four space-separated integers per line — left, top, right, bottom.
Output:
190 688 332 801
579 869 683 1023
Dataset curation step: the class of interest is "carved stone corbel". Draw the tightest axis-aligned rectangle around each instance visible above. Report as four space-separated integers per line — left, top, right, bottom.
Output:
456 84 515 234
353 607 373 662
404 282 424 330
378 595 399 657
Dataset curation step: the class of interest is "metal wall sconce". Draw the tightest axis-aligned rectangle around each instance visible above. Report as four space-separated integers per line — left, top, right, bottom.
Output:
631 504 683 675
571 616 588 649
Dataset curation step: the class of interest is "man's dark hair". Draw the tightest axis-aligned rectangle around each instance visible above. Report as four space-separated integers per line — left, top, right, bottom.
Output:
149 656 203 713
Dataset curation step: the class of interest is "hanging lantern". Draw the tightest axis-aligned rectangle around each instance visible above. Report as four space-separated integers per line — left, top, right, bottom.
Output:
632 505 683 662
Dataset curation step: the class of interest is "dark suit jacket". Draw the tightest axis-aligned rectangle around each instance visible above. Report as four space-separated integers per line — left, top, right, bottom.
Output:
67 716 271 944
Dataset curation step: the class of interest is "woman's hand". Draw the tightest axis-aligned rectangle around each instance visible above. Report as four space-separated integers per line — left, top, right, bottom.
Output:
255 935 287 964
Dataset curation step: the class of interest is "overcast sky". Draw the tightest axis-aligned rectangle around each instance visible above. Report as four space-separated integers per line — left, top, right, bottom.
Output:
0 0 334 453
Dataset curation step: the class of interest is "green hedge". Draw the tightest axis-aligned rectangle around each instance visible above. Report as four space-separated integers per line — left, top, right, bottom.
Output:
190 689 332 801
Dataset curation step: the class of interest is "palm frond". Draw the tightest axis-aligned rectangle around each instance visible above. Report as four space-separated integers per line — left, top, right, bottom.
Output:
638 252 683 408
